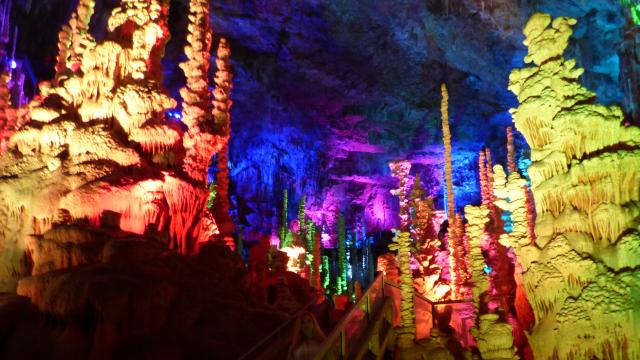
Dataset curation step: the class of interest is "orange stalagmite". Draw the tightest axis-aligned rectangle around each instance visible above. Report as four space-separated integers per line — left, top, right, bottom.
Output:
211 38 235 241
180 0 220 183
450 213 470 299
479 150 489 206
179 0 232 249
506 126 517 174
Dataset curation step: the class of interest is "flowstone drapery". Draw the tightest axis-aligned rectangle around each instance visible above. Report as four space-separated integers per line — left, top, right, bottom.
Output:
508 12 640 359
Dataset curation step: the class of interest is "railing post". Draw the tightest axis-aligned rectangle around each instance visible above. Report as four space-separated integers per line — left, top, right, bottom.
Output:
341 329 347 358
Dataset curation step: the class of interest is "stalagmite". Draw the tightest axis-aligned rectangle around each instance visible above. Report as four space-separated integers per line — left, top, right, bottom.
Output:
409 175 447 300
336 211 347 294
464 205 489 319
508 13 640 359
506 126 517 175
388 230 416 348
210 38 235 240
441 83 454 222
389 160 412 231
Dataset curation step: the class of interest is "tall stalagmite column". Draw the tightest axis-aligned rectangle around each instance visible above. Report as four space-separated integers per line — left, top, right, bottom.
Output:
388 230 416 348
441 84 454 222
211 38 235 241
508 13 640 358
441 83 466 299
464 204 489 319
506 126 517 175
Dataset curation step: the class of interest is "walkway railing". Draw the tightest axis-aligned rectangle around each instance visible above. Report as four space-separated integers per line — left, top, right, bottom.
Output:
313 273 391 360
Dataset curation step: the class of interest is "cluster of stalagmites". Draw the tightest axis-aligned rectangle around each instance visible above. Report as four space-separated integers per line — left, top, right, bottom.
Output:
0 0 234 292
507 13 640 359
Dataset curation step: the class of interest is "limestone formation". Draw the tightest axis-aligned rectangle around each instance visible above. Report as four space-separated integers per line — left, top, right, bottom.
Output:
389 160 412 231
388 230 416 348
464 204 489 319
410 175 447 300
0 0 225 291
508 12 640 359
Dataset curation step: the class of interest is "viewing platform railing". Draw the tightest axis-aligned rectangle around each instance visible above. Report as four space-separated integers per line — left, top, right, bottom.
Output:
241 272 476 360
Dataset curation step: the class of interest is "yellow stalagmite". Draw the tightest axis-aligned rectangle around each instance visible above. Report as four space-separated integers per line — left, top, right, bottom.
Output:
464 205 489 319
388 230 416 348
441 83 454 221
508 12 640 359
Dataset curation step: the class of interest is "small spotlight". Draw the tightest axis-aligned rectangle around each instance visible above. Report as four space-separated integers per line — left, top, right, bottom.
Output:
9 60 16 69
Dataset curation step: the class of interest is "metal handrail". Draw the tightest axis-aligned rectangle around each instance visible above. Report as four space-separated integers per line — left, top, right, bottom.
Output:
313 272 386 360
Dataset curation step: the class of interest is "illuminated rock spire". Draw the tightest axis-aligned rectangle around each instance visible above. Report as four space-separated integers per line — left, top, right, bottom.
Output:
55 0 95 79
508 13 640 358
210 37 235 241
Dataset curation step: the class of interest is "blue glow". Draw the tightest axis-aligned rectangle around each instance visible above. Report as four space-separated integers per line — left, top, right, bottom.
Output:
9 60 16 69
502 210 513 233
166 110 182 120
517 149 532 186
483 263 492 274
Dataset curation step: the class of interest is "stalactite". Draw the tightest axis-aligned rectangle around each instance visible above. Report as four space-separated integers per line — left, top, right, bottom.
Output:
507 126 517 175
389 230 416 348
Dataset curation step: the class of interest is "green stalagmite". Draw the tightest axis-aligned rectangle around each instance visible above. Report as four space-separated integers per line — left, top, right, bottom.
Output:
279 190 290 248
508 12 640 359
298 195 306 244
337 212 347 294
